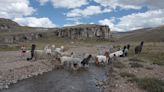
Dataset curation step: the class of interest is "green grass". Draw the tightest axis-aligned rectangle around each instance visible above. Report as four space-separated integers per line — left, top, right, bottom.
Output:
120 72 135 78
129 77 164 92
0 44 20 51
140 52 164 66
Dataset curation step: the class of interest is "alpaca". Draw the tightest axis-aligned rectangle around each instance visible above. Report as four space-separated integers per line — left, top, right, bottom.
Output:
135 41 144 54
95 51 110 65
59 52 74 66
32 45 54 60
44 45 52 55
70 58 83 70
109 50 123 58
34 50 46 60
55 45 64 53
127 44 131 50
81 54 92 67
70 54 93 70
27 44 36 61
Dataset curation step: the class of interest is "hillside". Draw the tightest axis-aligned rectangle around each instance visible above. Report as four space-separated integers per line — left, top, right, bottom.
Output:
0 18 19 30
117 26 164 42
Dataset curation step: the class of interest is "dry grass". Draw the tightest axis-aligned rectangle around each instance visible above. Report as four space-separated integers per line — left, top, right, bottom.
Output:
129 62 144 68
0 44 20 51
120 72 135 78
129 57 145 62
125 42 164 66
129 77 164 92
112 61 125 69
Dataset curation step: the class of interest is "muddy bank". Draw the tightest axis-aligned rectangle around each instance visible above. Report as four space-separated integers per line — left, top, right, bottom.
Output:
0 56 60 89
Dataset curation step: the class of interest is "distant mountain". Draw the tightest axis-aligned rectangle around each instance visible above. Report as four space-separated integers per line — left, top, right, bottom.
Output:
116 26 164 42
0 18 19 30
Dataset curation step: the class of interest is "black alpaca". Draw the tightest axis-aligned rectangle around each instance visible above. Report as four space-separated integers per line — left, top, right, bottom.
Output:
81 54 92 66
135 41 144 54
120 46 127 57
127 44 130 50
27 44 36 61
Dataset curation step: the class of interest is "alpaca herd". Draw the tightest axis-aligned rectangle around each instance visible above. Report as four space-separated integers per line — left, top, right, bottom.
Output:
24 41 144 70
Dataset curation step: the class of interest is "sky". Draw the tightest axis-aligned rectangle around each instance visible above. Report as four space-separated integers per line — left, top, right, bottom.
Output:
0 0 164 31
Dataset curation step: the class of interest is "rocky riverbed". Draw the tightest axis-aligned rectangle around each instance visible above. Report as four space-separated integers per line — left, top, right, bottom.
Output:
0 51 61 89
0 45 112 92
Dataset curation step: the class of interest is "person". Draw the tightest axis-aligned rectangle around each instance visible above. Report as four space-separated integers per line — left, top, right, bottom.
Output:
109 45 113 53
124 47 129 56
27 44 36 61
21 45 26 57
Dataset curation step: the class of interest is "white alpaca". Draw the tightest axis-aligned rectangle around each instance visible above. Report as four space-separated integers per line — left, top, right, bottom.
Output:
94 55 109 65
96 56 108 64
34 50 46 60
55 45 64 53
33 45 53 60
59 53 85 70
44 45 52 55
51 45 71 59
93 52 110 65
59 53 74 66
70 58 83 70
109 50 123 58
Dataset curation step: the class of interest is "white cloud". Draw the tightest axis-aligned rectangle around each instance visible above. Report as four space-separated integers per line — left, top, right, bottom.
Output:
66 5 111 17
99 18 122 31
0 0 35 19
93 0 164 10
63 21 83 27
117 9 164 31
99 9 164 31
38 0 49 5
38 0 88 9
14 17 57 28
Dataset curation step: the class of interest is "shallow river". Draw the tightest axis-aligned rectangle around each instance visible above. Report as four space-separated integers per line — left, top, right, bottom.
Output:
1 64 109 92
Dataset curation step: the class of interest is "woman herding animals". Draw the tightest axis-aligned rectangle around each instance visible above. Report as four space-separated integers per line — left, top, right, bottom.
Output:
20 45 27 57
135 41 144 54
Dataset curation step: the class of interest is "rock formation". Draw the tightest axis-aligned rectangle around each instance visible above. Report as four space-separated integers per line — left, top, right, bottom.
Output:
0 18 112 44
55 24 111 40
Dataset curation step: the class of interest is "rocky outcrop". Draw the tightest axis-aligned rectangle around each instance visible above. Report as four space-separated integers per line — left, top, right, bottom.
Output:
0 24 111 44
55 24 111 40
0 31 56 44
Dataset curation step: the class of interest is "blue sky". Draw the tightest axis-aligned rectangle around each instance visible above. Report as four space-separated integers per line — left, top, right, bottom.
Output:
0 0 164 31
